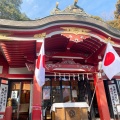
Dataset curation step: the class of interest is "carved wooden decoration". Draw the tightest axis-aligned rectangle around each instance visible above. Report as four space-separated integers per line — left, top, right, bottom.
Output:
0 33 11 40
105 37 114 44
45 59 95 72
61 27 90 43
34 32 46 38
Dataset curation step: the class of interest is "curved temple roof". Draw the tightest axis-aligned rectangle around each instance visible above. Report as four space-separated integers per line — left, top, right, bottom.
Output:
0 11 120 38
0 1 120 72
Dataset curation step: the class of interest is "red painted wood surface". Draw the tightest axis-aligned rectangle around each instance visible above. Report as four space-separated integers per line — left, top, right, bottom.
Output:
32 105 42 120
32 76 42 120
93 73 111 120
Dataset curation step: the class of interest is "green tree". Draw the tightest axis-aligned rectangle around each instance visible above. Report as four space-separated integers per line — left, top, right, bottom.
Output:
114 0 120 19
91 16 103 21
107 16 120 30
0 0 30 20
107 0 120 30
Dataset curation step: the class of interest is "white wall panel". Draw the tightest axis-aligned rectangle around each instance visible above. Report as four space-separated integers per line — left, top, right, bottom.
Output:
9 67 33 74
0 66 3 73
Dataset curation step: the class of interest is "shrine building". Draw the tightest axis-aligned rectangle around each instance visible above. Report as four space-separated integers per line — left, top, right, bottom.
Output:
0 1 120 120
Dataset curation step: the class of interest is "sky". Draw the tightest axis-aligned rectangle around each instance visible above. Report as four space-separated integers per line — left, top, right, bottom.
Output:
21 0 117 20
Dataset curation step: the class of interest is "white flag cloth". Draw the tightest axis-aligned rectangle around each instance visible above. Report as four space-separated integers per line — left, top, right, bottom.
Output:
35 41 45 86
102 43 120 80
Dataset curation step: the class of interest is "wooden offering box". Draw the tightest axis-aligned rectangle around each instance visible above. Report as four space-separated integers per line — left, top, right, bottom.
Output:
51 102 89 120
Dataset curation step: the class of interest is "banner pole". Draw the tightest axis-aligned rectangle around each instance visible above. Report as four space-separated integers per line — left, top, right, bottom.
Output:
89 81 97 112
89 72 99 112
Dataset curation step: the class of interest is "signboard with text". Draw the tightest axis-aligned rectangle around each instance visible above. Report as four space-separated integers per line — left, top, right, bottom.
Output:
108 84 119 115
43 89 50 100
0 84 8 118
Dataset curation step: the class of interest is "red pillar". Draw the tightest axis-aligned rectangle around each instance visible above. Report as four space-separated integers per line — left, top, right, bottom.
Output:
1 63 9 77
93 73 111 120
32 76 42 120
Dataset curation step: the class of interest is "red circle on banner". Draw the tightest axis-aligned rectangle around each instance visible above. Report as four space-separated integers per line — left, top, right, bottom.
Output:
36 55 41 69
104 52 115 66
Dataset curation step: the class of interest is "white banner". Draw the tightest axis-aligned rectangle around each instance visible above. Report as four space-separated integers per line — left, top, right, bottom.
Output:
72 89 77 98
63 88 70 98
0 84 8 118
43 89 50 100
108 84 119 115
11 91 18 99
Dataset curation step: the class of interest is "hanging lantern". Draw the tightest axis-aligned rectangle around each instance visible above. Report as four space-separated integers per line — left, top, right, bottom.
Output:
59 73 61 80
54 72 56 81
63 73 66 81
98 72 102 79
87 74 89 80
83 74 84 80
78 74 80 81
73 74 75 80
80 74 83 81
69 74 70 81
